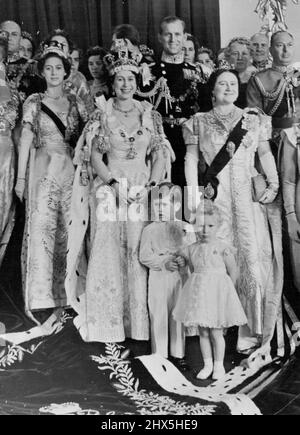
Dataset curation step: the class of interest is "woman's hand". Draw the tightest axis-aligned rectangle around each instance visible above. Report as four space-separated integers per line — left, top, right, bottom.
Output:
15 178 26 202
287 214 300 243
112 181 131 205
259 185 278 204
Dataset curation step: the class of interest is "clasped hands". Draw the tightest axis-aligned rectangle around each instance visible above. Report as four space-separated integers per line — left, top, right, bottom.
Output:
165 255 186 272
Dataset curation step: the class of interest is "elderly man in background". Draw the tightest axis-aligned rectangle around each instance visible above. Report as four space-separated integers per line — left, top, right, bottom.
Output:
250 32 271 71
225 37 257 108
0 20 42 101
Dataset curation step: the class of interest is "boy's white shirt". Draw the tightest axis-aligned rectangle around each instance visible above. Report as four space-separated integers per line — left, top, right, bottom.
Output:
140 220 196 271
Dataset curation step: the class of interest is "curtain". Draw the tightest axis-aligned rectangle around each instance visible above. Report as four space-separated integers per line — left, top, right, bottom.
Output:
0 0 220 55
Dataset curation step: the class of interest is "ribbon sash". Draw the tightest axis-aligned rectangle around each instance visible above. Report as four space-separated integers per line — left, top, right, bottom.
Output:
203 110 258 199
41 102 66 139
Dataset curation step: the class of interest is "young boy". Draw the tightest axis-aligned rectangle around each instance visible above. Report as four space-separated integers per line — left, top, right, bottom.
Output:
140 183 195 370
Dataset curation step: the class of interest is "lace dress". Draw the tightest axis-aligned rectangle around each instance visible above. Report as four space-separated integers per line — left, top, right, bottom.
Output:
173 241 247 328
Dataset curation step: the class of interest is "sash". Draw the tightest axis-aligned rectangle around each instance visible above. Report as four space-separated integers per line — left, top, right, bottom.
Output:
41 102 66 139
203 110 258 200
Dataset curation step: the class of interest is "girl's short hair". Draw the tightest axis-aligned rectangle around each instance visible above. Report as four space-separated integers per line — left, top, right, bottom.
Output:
195 200 223 226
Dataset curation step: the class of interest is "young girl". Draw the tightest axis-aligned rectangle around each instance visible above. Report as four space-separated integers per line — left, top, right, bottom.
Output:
173 200 248 380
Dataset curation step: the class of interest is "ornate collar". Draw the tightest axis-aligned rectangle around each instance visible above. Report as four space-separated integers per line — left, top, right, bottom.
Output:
271 64 289 74
161 51 184 64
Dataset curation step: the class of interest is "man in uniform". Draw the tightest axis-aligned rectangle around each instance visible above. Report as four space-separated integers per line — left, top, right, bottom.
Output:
0 21 43 101
247 31 300 153
140 16 211 189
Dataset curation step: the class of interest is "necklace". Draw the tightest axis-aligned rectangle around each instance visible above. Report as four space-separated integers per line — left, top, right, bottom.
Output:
113 101 136 118
119 128 143 160
45 91 65 100
213 106 237 123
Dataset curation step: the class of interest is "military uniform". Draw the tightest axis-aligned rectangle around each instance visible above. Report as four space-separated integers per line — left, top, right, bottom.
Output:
6 53 44 103
141 53 211 188
247 66 300 154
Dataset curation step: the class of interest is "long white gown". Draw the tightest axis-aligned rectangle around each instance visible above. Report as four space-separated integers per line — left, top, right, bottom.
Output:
183 108 284 352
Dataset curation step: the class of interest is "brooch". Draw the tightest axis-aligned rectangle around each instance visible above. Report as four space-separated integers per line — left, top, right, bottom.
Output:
226 141 236 158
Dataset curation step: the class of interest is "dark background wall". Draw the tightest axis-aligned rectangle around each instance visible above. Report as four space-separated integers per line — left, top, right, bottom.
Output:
0 0 220 54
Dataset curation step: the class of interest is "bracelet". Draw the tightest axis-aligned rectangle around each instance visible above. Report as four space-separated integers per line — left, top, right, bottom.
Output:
145 181 157 189
17 177 26 181
286 211 296 217
107 178 119 187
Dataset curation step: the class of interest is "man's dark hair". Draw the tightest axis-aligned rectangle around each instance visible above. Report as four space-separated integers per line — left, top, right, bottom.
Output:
159 16 186 35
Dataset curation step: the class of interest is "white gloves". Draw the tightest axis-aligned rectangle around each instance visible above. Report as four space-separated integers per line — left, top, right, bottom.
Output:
259 151 279 204
184 152 202 213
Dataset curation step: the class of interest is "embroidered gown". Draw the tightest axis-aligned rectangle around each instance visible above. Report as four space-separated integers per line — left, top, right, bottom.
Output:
0 90 19 265
183 109 284 352
21 93 88 317
65 98 173 343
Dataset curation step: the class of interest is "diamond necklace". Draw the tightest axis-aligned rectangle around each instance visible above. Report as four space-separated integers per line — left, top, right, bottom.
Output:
112 101 136 118
213 106 237 123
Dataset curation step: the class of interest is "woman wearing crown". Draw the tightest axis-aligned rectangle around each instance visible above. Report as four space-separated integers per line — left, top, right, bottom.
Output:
15 41 89 322
65 42 174 343
0 33 19 266
184 68 283 360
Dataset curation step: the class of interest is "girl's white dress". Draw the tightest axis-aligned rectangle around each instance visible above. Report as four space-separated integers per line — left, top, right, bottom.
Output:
173 241 248 329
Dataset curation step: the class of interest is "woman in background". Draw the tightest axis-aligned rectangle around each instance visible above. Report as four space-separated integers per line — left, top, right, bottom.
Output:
87 46 109 98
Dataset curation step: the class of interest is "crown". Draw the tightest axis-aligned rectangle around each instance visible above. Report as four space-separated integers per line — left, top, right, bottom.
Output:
40 40 68 60
104 39 140 76
217 59 232 70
